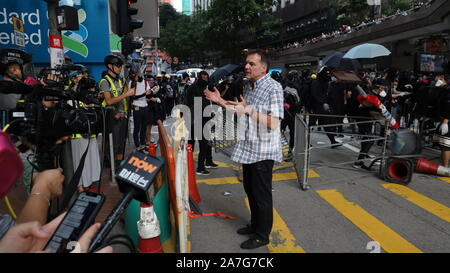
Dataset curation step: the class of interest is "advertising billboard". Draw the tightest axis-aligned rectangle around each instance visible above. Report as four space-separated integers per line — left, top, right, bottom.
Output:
0 0 110 64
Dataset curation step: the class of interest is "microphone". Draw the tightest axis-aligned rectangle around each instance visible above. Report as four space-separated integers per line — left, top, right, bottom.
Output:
88 150 164 252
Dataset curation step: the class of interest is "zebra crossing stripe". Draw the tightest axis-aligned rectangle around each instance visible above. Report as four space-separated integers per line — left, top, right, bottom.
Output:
382 184 450 222
317 189 422 253
245 198 305 253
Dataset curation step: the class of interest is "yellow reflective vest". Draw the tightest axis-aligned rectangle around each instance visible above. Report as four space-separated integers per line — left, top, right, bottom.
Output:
99 74 127 114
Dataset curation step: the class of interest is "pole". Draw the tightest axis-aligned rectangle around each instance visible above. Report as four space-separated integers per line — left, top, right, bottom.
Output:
44 0 74 213
155 39 159 74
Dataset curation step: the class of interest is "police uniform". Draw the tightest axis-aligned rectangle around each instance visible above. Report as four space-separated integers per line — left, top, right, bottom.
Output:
99 74 128 156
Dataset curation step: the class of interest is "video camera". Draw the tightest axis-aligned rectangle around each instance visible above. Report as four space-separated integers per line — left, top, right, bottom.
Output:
0 48 113 171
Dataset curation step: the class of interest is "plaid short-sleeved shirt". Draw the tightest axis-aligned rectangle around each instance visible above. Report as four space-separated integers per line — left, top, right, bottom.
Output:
231 73 284 164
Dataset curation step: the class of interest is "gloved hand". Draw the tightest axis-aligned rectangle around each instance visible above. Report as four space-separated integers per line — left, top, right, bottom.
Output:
323 103 330 112
440 123 449 135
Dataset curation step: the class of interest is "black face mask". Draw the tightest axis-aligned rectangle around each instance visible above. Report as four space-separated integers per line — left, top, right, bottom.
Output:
138 76 143 82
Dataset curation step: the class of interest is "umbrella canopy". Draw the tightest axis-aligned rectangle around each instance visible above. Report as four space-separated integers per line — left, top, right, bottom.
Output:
343 43 391 59
322 52 361 71
209 64 239 83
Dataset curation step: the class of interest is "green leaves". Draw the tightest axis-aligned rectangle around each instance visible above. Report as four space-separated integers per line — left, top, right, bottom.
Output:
159 0 281 63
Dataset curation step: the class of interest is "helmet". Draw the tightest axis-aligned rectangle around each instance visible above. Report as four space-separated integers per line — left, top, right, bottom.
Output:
271 71 282 82
156 74 162 78
104 54 124 67
287 70 298 81
165 74 171 79
69 70 82 79
311 74 317 79
0 48 31 75
372 78 388 89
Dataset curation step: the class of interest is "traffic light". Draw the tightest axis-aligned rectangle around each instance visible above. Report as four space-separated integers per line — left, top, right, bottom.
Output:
117 0 144 37
121 34 143 56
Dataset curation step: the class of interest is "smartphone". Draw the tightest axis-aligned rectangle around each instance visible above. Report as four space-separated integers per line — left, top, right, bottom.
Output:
44 191 105 253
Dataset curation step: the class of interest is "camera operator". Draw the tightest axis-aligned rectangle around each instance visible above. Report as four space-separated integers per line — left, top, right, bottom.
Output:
99 55 135 165
65 68 102 192
0 49 32 110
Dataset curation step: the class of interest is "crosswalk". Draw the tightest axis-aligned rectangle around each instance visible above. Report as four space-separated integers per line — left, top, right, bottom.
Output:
192 161 450 253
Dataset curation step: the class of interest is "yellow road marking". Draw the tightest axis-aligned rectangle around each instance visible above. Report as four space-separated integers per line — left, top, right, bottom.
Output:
316 189 422 253
437 177 450 184
197 170 319 185
382 184 450 222
244 198 305 253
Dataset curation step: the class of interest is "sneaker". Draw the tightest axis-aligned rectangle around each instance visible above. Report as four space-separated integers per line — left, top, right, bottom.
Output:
196 169 210 175
353 160 368 170
205 162 219 169
240 237 269 250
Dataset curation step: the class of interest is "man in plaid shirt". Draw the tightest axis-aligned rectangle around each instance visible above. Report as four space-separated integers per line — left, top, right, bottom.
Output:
204 49 284 249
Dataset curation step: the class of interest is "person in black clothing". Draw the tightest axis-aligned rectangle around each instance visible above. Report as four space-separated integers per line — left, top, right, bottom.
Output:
184 71 218 175
434 75 450 167
328 78 347 135
346 84 382 169
219 75 236 101
281 75 301 150
298 69 313 114
309 66 340 147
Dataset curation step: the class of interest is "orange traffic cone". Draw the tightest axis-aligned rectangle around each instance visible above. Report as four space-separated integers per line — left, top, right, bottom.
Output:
148 142 157 156
187 144 201 203
137 203 163 253
416 158 450 177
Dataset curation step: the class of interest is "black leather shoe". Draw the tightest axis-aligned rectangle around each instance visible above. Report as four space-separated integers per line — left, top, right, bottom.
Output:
237 225 255 235
240 237 269 249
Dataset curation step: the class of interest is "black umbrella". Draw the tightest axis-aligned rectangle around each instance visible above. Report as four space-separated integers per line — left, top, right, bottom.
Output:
322 52 361 71
209 64 240 84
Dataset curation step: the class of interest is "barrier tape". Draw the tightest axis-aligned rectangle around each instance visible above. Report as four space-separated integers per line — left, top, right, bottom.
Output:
188 210 236 220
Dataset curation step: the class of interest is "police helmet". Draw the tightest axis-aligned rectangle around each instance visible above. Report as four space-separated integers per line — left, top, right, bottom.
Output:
104 54 124 68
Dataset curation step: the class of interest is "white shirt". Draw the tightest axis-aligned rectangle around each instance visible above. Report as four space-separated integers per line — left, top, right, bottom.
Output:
131 80 148 108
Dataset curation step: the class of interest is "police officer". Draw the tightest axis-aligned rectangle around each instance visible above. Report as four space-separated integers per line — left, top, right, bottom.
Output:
99 54 135 165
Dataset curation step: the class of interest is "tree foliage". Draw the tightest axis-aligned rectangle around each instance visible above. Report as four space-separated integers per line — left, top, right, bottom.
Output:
159 0 281 63
159 3 181 29
332 0 417 26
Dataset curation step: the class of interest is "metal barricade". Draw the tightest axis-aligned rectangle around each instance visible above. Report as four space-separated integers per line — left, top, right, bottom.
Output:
294 113 389 191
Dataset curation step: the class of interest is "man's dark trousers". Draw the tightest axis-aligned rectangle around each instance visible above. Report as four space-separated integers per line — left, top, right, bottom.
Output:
242 160 275 241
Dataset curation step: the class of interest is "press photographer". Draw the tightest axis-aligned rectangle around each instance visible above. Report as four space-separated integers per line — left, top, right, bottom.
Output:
0 48 110 173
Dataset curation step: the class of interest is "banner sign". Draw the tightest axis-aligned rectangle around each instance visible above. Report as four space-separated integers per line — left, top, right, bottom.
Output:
0 0 110 64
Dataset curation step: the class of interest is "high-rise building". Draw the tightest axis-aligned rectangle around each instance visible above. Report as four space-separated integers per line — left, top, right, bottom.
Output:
182 0 192 15
192 0 212 13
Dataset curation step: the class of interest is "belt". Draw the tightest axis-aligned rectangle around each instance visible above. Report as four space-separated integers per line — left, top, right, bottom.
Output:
132 105 148 111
